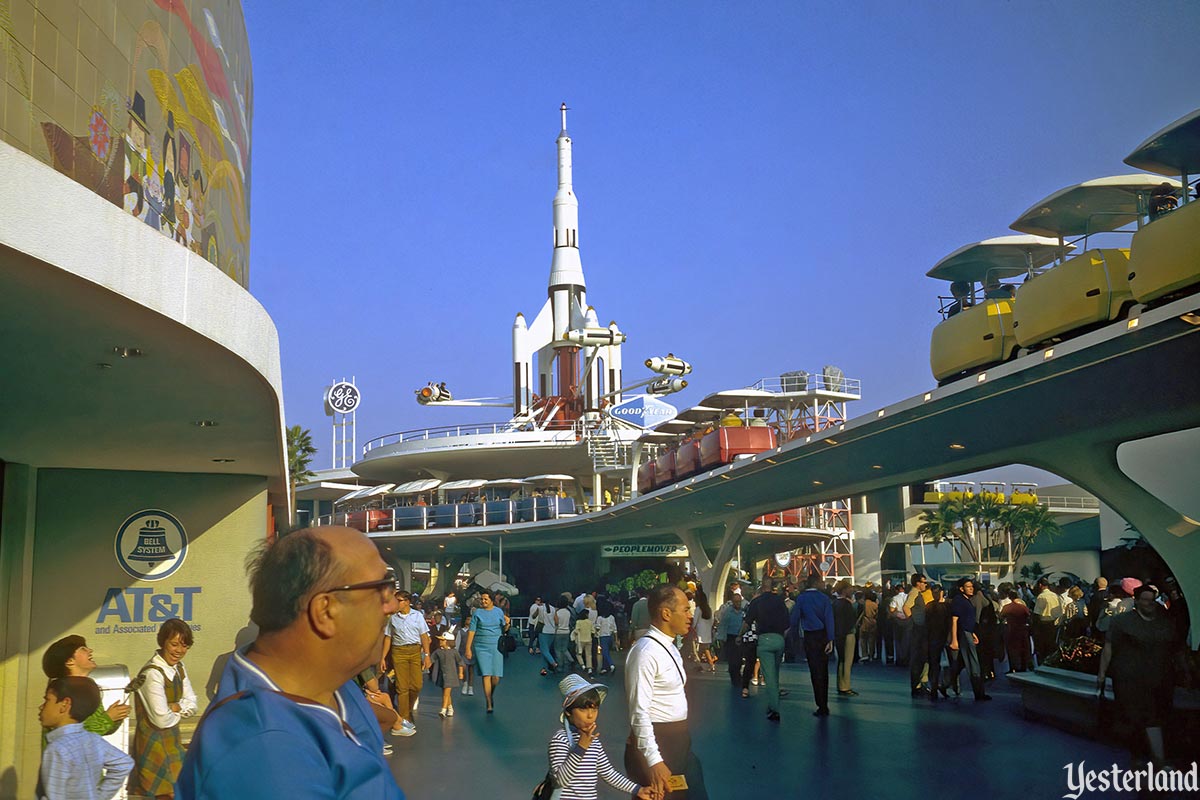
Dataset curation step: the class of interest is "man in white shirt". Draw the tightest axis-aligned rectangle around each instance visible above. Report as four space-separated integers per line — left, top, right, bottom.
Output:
624 585 708 799
888 586 910 666
528 596 548 655
386 591 431 735
1032 579 1063 665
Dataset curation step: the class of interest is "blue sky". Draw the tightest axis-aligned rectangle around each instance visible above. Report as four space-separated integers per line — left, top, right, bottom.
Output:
242 2 1199 481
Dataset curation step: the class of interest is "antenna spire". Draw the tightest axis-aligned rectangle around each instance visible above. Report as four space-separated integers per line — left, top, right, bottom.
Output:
560 102 569 132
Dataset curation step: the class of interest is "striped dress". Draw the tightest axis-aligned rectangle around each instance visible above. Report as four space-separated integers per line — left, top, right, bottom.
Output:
548 726 640 800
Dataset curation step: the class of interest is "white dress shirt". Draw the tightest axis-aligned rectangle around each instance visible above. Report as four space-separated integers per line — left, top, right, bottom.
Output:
625 625 687 768
136 653 197 728
388 609 430 645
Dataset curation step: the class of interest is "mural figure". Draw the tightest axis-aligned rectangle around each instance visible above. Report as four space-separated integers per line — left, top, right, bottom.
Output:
123 92 150 219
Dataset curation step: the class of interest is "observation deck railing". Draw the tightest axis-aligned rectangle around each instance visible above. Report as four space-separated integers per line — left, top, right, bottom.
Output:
363 420 579 455
752 372 861 397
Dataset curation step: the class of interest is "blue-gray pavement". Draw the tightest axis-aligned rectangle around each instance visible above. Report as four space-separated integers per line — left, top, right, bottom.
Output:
388 651 1126 798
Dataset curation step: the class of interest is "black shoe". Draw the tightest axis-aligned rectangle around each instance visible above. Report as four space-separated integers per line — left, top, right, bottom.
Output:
838 690 859 696
778 689 790 698
766 710 781 722
938 685 949 699
813 708 830 717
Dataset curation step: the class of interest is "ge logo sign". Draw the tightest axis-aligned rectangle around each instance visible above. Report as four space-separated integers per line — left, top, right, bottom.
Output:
327 382 361 414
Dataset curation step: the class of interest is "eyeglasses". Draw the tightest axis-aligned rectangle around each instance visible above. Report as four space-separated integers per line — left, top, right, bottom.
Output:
320 568 399 597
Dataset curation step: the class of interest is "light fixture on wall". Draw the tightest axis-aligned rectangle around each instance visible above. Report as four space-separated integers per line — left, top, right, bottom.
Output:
194 420 219 428
211 458 236 463
112 346 143 358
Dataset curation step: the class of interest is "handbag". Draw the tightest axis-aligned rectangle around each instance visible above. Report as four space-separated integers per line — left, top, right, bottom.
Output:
531 771 561 800
499 633 518 653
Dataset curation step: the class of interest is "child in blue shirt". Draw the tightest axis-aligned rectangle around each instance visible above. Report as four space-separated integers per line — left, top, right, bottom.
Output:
38 676 133 800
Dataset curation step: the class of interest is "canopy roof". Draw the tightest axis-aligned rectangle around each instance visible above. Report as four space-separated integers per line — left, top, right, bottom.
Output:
335 485 374 503
390 478 443 494
482 478 530 487
1124 108 1200 177
524 474 575 484
336 483 395 504
1011 174 1181 237
441 479 487 491
674 405 725 423
927 235 1067 282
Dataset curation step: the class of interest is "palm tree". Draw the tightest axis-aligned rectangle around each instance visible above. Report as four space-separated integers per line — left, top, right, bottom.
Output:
1002 503 1062 568
964 492 1006 562
286 425 318 519
916 499 978 563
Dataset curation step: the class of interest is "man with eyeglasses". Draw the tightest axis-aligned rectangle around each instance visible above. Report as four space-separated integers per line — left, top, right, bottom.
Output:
385 590 432 736
177 526 406 799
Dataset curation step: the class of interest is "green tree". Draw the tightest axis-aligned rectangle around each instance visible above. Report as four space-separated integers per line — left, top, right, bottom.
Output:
1001 503 1062 568
286 425 318 515
916 499 977 562
917 497 1061 578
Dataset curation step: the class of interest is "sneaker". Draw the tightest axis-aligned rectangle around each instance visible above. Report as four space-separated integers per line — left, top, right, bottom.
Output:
382 743 394 756
391 721 416 737
461 685 468 695
446 705 454 716
467 685 475 696
439 708 448 718
766 710 781 722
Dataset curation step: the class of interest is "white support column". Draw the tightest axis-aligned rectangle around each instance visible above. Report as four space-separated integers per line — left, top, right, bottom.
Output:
675 515 754 602
1031 440 1200 645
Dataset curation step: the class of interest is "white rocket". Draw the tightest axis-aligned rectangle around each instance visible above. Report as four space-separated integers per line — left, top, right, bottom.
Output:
512 104 624 422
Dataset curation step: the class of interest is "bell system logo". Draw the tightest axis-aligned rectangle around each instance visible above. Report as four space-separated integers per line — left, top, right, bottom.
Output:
115 510 188 581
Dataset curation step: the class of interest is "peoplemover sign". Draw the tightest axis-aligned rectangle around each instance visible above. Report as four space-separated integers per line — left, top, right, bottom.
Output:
608 395 678 429
602 544 689 558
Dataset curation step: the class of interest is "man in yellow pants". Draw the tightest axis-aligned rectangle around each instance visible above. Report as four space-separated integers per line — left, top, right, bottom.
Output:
385 591 431 736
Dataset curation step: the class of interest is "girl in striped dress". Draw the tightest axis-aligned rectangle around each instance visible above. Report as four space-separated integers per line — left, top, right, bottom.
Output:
548 675 654 800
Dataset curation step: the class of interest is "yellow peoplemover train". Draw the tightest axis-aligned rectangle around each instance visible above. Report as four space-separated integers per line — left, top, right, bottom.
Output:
930 108 1200 384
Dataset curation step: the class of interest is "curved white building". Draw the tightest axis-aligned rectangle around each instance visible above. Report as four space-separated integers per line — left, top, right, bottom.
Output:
0 2 285 791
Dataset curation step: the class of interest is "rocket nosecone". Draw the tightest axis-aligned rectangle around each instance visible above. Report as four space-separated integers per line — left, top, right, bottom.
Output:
549 103 585 292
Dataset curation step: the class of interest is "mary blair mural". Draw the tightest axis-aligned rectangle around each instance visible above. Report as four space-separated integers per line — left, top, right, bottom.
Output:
2 0 252 287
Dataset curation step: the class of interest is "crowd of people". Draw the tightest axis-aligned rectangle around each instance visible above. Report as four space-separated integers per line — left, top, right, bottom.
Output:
29 525 1189 798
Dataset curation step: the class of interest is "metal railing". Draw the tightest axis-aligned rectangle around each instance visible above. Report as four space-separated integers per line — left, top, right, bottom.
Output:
752 372 861 397
315 497 578 532
913 494 1099 510
1038 495 1101 510
363 420 580 454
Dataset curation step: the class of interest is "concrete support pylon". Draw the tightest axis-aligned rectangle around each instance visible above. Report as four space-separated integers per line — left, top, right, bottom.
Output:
1031 440 1200 644
675 515 755 602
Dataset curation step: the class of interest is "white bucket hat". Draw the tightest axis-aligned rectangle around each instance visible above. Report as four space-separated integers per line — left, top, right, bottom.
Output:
558 673 607 717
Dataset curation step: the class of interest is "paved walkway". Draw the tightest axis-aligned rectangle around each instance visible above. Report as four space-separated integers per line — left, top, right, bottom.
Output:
387 649 1126 798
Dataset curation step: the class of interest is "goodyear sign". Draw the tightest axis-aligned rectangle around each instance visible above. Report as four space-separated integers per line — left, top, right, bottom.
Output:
602 544 689 558
608 395 678 429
